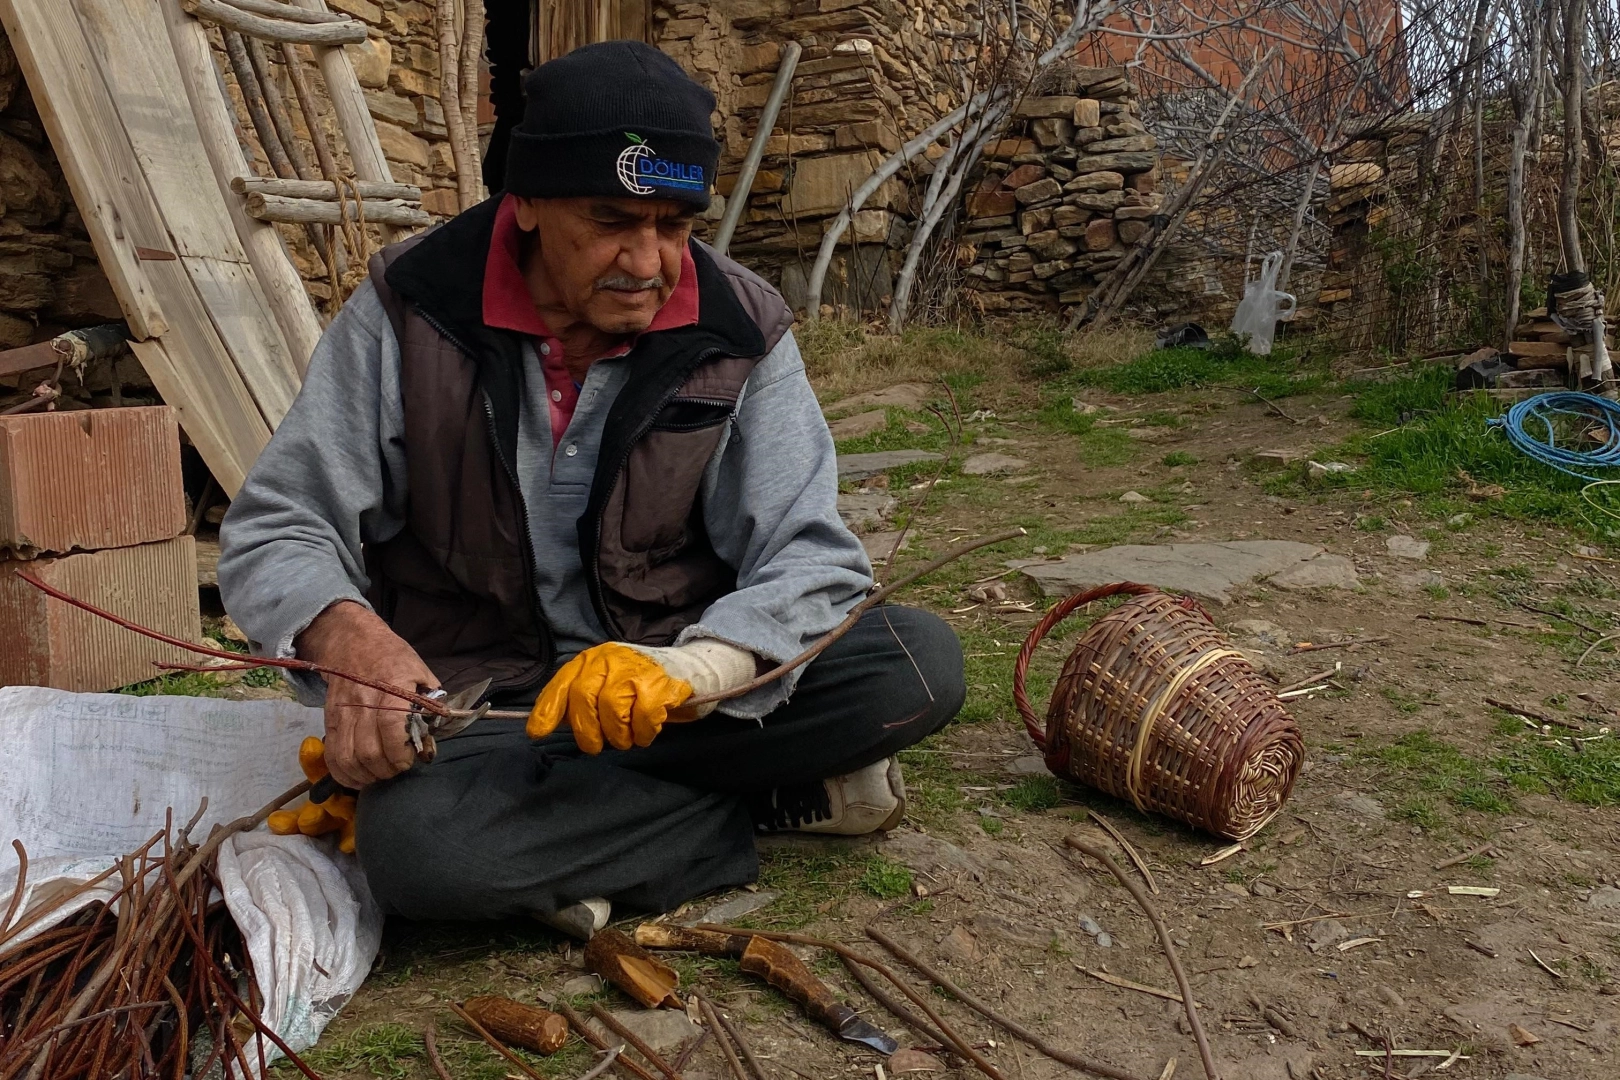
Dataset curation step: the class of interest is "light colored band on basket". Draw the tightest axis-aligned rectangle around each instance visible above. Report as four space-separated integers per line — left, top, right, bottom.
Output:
1125 648 1245 811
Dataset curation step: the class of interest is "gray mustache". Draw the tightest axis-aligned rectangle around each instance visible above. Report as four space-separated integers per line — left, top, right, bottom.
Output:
596 274 664 291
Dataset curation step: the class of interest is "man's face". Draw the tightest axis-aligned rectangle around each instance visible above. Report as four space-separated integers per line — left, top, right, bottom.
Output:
515 196 696 335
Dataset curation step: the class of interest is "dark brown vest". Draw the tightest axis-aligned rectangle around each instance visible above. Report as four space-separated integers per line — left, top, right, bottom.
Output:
364 199 793 695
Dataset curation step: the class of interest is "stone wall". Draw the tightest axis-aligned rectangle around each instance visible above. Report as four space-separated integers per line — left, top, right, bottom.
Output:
958 67 1162 317
0 32 147 411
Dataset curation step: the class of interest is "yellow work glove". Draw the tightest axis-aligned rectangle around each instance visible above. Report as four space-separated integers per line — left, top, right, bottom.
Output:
268 736 358 854
527 639 757 754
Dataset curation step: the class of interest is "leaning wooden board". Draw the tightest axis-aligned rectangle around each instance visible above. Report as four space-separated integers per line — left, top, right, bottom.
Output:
0 0 309 494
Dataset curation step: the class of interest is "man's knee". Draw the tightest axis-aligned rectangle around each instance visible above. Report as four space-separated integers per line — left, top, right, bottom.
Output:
862 605 967 733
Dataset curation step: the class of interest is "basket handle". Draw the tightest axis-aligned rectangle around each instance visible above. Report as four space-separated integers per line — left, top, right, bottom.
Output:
1012 582 1158 750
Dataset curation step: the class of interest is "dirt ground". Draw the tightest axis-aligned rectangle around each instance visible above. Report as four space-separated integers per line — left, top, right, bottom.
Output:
288 337 1619 1080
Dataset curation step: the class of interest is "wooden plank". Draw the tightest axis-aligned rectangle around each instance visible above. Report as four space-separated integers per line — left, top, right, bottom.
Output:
76 0 302 426
230 175 423 201
182 0 368 44
161 0 323 374
0 0 270 492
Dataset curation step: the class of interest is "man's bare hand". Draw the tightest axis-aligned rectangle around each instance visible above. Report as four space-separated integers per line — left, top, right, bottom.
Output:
295 600 439 790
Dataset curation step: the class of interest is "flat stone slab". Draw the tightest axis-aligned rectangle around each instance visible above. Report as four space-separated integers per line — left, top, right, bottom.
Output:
1012 540 1359 605
827 382 933 414
585 1009 698 1054
837 450 942 480
961 452 1028 475
828 409 888 440
861 531 908 564
698 889 779 923
837 492 897 533
1386 534 1431 560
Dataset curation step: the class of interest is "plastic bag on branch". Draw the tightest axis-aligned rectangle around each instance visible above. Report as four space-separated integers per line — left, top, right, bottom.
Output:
1230 251 1296 356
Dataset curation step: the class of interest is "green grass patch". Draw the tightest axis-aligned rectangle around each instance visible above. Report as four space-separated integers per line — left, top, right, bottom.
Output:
1066 339 1327 398
1493 735 1620 806
118 671 234 697
1361 731 1514 820
1161 451 1199 467
1278 367 1617 545
1001 774 1062 812
857 857 914 899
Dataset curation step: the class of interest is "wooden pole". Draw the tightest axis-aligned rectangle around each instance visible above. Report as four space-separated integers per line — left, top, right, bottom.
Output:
285 0 405 244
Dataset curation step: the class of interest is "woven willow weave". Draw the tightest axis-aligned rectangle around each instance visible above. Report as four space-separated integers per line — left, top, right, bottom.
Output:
1014 584 1304 840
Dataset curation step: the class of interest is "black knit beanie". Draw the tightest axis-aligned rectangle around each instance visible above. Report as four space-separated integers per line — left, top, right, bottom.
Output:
503 41 719 209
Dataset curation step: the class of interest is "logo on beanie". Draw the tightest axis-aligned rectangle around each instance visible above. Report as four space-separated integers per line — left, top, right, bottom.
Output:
615 133 705 196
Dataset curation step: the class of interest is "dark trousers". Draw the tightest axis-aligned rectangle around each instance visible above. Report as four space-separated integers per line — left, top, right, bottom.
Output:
355 606 965 920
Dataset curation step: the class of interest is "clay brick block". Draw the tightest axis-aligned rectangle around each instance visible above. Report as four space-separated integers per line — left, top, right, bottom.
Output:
0 407 184 557
967 190 1018 218
0 536 199 692
1015 95 1079 119
1508 339 1567 360
1072 98 1101 128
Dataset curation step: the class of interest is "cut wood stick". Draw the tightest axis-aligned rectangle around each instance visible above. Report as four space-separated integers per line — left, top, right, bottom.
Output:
448 1001 546 1080
1288 637 1389 654
866 926 1147 1080
695 995 749 1080
577 1047 626 1080
221 0 351 22
1075 967 1195 1006
557 1003 661 1080
232 175 422 201
590 1003 684 1080
698 995 768 1080
1433 839 1499 871
181 0 368 43
1484 697 1583 730
244 191 432 227
1088 811 1159 894
423 1020 454 1080
839 952 949 1049
1063 837 1219 1080
1276 666 1339 695
1260 911 1351 931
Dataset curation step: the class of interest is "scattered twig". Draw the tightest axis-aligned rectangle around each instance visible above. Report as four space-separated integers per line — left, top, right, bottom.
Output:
448 1002 546 1080
1239 386 1303 424
866 926 1148 1080
1528 949 1566 979
839 953 949 1049
1063 837 1220 1080
1433 838 1499 871
693 924 1008 1080
1199 843 1245 867
671 1028 710 1072
1260 911 1351 932
556 1003 660 1080
590 1003 685 1080
1276 667 1339 695
702 996 769 1080
1464 940 1499 959
1484 697 1583 730
1087 811 1159 895
1513 601 1605 637
1 839 27 938
423 1020 455 1080
577 1046 627 1080
1076 967 1193 1005
1288 637 1389 654
695 995 750 1080
1577 632 1620 667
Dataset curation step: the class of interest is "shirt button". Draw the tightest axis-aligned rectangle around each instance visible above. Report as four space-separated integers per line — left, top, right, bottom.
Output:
565 443 578 457
550 389 562 402
540 342 552 356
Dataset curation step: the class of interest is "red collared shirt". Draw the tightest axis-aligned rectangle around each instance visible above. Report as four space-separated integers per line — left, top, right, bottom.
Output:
481 193 701 445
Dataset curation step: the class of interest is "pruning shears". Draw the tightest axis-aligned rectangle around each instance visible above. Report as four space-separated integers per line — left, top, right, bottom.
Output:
310 678 492 804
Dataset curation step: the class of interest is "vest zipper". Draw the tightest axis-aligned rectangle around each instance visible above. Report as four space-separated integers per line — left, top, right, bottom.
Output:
412 306 556 682
589 348 729 639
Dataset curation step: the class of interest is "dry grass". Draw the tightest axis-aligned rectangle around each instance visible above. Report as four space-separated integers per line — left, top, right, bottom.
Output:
796 318 1153 404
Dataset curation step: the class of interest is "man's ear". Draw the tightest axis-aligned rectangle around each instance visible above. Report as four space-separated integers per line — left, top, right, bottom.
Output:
513 196 542 232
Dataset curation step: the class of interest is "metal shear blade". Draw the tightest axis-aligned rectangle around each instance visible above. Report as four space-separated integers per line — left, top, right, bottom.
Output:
407 678 492 749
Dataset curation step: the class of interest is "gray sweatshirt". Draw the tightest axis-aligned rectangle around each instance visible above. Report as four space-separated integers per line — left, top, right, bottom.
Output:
217 281 872 718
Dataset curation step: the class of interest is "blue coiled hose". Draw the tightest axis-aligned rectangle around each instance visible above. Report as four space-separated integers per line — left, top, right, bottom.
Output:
1487 391 1620 483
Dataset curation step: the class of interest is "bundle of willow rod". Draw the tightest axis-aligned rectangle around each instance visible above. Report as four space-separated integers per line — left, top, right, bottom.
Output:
1014 583 1304 841
0 789 319 1080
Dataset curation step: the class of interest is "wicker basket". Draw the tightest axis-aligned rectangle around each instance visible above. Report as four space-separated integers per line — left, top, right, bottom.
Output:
1013 583 1304 841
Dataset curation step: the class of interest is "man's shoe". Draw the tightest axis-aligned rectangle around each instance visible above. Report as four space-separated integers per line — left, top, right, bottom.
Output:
536 896 611 940
753 758 907 836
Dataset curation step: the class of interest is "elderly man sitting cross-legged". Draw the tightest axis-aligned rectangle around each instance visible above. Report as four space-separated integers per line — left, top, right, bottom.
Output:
219 41 965 938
